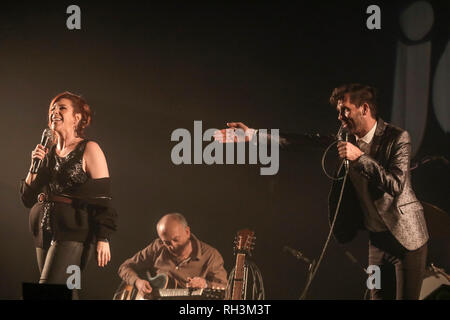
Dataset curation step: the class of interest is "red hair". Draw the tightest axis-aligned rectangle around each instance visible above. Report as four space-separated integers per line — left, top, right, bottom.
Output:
48 91 92 137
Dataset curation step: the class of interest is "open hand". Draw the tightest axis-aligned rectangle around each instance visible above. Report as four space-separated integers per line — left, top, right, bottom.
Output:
213 122 256 143
97 240 111 267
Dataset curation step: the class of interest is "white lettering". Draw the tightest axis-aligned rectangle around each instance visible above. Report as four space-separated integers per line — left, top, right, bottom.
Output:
66 5 81 30
366 5 381 30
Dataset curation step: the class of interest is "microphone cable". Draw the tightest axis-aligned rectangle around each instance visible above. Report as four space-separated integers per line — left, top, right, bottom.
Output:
299 137 350 299
321 139 347 181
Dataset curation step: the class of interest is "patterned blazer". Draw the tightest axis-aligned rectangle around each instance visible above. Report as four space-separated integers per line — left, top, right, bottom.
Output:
267 117 429 251
328 118 429 250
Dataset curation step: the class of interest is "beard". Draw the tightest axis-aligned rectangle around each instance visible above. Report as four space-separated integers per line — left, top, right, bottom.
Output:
343 114 363 137
169 238 191 257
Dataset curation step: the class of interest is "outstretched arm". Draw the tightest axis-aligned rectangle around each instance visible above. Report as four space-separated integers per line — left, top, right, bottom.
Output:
214 122 334 151
213 122 256 143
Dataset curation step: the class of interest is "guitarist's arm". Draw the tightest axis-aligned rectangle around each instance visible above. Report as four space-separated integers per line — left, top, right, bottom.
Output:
204 249 228 289
118 240 158 288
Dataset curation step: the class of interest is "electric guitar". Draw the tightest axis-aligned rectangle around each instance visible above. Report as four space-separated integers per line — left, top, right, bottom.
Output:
230 229 255 300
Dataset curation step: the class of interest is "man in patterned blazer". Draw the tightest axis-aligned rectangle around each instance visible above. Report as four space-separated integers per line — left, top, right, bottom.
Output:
329 84 428 300
214 83 429 300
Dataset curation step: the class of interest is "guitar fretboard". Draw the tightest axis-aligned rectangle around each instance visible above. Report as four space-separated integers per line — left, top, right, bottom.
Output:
231 253 246 300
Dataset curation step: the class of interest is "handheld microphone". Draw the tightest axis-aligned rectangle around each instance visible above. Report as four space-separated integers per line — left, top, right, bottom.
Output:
337 125 349 171
30 129 53 174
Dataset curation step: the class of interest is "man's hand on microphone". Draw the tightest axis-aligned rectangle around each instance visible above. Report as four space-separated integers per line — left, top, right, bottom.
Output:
337 141 363 161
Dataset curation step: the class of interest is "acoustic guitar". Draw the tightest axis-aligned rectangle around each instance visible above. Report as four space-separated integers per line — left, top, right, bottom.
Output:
113 273 168 300
113 273 225 300
230 229 255 300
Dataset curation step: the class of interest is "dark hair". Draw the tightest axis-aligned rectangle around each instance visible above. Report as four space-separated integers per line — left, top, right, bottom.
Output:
329 84 378 118
48 91 92 137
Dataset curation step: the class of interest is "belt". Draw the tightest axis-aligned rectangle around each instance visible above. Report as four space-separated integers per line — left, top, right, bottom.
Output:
37 193 73 205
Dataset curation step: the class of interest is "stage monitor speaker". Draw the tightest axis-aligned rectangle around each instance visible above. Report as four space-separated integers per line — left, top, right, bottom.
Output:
422 285 450 300
419 264 450 300
22 282 73 300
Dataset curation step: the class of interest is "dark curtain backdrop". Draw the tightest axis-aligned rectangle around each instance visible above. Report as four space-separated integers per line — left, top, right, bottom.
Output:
0 1 448 299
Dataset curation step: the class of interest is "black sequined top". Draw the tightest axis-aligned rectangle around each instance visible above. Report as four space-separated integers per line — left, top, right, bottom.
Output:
48 139 89 194
20 139 118 248
40 140 89 234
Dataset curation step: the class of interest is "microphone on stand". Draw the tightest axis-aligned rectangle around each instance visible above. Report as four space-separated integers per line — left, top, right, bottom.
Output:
283 246 313 265
30 129 53 174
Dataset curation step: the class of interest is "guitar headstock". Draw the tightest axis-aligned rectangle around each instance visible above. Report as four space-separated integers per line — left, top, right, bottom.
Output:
234 229 255 255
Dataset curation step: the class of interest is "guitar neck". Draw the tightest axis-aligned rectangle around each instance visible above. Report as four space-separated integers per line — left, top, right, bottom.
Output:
231 253 246 300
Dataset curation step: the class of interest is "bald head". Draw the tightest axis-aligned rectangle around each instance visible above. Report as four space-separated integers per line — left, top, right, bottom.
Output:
157 213 188 234
156 213 191 257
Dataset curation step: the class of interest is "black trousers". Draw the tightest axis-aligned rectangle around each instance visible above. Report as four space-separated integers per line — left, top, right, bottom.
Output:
368 231 427 300
36 233 93 298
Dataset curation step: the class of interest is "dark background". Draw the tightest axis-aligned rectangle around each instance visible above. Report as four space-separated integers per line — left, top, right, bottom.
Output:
0 0 448 299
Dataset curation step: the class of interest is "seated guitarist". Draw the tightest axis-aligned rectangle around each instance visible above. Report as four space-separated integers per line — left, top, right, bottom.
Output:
118 213 228 297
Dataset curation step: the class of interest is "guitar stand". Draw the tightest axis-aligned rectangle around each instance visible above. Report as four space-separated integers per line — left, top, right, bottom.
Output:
299 260 316 300
227 258 265 300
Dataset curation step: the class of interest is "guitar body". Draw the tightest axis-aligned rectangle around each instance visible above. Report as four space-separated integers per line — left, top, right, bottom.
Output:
113 273 169 300
113 273 226 300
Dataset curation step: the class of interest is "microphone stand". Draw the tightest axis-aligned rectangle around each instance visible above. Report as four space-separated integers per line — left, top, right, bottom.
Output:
303 260 316 297
283 246 316 299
